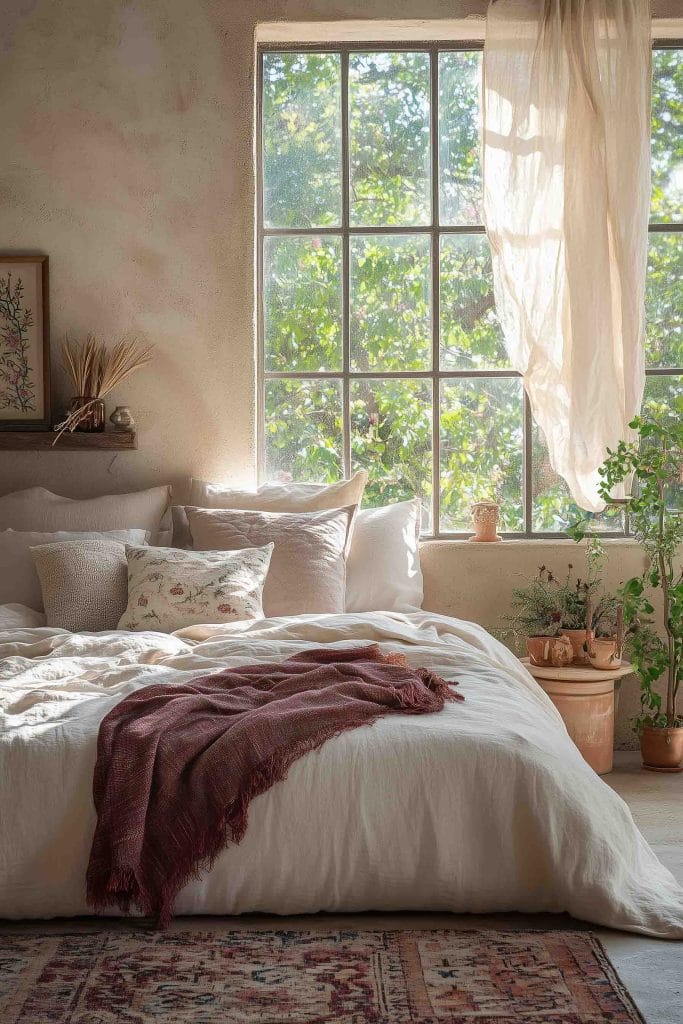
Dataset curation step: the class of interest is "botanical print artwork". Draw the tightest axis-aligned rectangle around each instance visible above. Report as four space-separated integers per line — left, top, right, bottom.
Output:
118 543 274 633
0 258 47 424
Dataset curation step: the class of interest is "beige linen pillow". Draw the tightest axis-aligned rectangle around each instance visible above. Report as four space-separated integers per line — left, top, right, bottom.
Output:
118 544 274 633
0 485 172 544
31 539 133 632
0 528 148 610
186 505 356 617
188 470 367 511
174 472 367 549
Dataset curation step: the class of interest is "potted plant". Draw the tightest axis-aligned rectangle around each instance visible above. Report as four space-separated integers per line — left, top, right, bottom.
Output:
502 550 619 668
569 408 682 771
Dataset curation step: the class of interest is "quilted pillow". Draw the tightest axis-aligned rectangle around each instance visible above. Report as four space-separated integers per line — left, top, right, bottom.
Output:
31 539 132 632
186 505 356 617
0 528 148 610
118 544 273 633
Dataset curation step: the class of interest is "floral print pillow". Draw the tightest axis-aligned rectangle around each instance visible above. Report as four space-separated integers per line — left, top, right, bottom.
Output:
118 544 273 633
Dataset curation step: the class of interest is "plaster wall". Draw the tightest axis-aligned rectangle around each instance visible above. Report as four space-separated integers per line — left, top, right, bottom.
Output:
0 0 677 747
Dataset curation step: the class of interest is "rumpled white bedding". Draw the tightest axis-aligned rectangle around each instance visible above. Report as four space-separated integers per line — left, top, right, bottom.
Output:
1 607 681 937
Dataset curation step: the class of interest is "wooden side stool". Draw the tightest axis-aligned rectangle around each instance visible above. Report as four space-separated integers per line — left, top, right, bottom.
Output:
520 660 634 775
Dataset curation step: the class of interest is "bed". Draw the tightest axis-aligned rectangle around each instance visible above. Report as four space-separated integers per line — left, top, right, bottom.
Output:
1 606 682 938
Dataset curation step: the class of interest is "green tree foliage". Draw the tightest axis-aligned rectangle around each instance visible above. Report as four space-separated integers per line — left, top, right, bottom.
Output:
262 48 682 533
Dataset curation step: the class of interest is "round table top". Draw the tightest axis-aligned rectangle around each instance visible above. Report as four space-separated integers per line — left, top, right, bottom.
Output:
520 658 634 682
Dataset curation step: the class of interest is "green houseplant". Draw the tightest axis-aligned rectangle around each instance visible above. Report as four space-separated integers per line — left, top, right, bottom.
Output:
502 539 620 666
569 407 683 770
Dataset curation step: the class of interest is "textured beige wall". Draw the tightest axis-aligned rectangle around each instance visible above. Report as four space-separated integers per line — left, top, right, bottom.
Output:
0 0 674 745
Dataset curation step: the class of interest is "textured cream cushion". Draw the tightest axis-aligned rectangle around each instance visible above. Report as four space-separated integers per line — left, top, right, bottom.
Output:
0 528 148 610
174 472 368 548
31 539 133 632
0 486 172 544
118 544 273 633
187 505 356 617
345 499 424 612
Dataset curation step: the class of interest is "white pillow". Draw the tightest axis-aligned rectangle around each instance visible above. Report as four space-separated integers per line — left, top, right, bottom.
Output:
0 528 148 610
0 485 172 544
118 544 274 633
345 499 423 612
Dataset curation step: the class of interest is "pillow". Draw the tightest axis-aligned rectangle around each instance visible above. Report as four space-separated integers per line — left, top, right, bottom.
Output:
0 485 172 544
0 528 148 610
175 471 368 546
345 499 424 612
118 544 274 633
186 505 356 617
31 539 132 632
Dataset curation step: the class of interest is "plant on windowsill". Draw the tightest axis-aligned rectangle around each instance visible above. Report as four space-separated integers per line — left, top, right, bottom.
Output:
501 540 621 668
568 407 683 772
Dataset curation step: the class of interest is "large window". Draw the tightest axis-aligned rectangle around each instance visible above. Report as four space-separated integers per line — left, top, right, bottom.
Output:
257 44 682 536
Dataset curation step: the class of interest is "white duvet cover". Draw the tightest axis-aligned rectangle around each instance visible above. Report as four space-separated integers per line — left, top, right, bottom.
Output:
1 609 681 937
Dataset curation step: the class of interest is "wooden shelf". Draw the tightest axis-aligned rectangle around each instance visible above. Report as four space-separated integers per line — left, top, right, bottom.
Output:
0 430 137 451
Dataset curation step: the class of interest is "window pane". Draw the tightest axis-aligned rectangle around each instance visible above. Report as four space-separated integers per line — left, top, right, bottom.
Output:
532 423 623 533
440 378 523 531
264 236 342 372
263 53 341 228
349 52 431 226
351 378 432 527
651 48 682 224
264 379 343 482
642 375 683 510
645 232 682 368
350 234 431 371
440 234 509 369
439 51 482 225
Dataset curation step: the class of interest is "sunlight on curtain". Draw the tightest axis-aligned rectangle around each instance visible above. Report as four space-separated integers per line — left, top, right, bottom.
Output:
482 0 651 511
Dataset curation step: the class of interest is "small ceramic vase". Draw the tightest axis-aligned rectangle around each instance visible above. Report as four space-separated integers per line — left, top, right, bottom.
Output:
109 405 135 432
469 501 501 542
527 635 574 668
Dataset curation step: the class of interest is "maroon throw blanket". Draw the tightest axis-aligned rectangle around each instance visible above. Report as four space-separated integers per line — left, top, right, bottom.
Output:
86 644 459 925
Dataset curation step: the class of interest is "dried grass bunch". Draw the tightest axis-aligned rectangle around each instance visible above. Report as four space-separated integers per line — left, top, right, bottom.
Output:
54 334 153 442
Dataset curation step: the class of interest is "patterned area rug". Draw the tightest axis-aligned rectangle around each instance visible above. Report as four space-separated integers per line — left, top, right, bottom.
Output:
1 927 644 1023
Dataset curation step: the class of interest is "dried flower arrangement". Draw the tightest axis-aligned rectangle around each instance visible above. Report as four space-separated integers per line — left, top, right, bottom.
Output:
53 335 152 443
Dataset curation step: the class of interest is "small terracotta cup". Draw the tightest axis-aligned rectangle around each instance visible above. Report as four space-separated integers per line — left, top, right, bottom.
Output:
527 635 574 668
587 637 621 671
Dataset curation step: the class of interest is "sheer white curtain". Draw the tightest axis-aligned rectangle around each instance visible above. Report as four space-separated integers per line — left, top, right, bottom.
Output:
482 0 651 511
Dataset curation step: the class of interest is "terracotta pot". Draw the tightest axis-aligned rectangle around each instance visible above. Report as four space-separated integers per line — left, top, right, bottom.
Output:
560 629 594 665
526 635 574 668
640 725 683 772
468 501 501 543
587 637 621 671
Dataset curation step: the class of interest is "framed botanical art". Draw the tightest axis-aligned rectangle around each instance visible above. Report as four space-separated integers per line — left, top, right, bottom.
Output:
0 255 50 429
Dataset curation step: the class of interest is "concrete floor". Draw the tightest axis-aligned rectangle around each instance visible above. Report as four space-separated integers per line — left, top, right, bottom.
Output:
3 751 681 1022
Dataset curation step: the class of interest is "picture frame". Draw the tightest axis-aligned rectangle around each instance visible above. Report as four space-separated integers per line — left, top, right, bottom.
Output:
0 254 50 429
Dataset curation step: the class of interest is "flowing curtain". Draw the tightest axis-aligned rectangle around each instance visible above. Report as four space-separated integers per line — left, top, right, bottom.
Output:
482 0 651 511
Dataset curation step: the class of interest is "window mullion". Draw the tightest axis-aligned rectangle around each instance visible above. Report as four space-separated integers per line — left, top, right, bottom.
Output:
341 50 351 479
430 47 441 536
523 390 533 536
